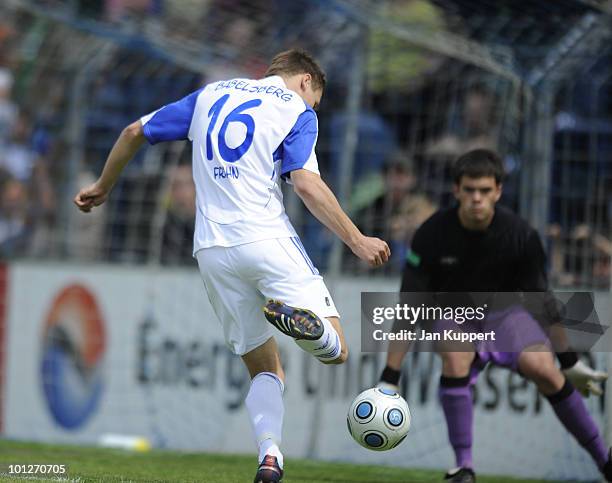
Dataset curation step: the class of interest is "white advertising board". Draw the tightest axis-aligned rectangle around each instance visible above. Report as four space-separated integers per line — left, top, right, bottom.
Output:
2 263 607 480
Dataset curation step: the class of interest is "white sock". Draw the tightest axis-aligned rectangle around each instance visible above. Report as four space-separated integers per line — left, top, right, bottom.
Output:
245 372 284 468
295 317 342 363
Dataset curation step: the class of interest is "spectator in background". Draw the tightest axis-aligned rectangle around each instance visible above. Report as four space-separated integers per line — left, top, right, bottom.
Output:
425 84 499 159
105 0 159 23
162 0 210 41
419 84 504 207
0 109 55 221
1 110 36 183
327 109 396 188
203 1 270 82
367 0 446 94
389 193 436 264
0 68 18 145
354 151 435 270
549 223 612 289
161 164 196 265
356 155 416 240
0 178 29 257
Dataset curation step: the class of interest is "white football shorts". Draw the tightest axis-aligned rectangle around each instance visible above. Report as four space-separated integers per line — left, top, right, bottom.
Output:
195 237 340 355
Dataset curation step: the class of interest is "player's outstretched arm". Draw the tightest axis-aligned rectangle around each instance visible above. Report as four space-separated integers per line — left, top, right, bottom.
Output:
290 168 390 267
74 120 145 213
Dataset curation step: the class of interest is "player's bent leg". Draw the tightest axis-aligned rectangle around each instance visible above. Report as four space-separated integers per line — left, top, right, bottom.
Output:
242 336 285 381
438 351 476 478
519 347 610 477
386 341 410 368
377 343 409 391
294 313 346 364
517 346 563 395
377 323 414 391
315 316 347 365
440 351 475 378
242 338 285 483
378 332 471 394
263 300 346 364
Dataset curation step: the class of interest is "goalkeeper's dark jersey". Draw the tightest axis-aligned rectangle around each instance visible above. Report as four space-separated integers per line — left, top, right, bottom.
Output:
401 205 548 293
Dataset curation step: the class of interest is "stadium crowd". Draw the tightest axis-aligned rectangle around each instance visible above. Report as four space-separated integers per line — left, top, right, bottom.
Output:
0 1 609 289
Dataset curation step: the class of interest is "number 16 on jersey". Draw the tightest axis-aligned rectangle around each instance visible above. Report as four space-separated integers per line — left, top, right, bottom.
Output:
206 94 262 163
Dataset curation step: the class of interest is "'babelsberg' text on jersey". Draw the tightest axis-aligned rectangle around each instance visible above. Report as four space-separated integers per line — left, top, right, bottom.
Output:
140 75 320 253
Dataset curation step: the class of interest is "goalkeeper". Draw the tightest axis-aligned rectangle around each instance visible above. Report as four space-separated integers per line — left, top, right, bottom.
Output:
377 149 610 482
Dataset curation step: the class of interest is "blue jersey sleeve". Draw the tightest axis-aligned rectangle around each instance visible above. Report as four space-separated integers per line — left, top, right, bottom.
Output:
278 108 319 179
140 88 202 145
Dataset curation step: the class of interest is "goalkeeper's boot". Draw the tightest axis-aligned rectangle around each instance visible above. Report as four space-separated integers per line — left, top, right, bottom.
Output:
444 467 476 483
254 455 283 483
263 300 323 341
602 448 612 482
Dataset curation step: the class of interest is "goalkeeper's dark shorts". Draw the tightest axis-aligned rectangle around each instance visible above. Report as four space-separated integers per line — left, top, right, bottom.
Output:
429 305 551 383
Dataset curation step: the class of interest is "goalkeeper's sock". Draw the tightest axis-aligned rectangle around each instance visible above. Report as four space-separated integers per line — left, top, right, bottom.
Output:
295 317 341 363
547 378 607 469
439 375 473 470
380 366 401 386
376 366 401 392
245 372 284 469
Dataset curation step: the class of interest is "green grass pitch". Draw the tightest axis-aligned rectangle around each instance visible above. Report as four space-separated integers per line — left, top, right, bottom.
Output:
0 440 557 482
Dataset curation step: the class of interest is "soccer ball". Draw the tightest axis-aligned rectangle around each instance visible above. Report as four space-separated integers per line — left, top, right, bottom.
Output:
347 387 411 451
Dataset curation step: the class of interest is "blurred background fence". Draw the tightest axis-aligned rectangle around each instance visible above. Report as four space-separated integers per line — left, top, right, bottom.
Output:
0 0 610 289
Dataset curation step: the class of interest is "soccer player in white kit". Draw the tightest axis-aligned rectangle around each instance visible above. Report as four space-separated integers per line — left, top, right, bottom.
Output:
74 49 390 482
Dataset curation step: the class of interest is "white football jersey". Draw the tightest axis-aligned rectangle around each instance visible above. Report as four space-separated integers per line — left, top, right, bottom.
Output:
140 75 320 253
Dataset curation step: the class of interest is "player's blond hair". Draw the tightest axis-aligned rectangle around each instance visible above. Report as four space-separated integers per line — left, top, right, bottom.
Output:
264 49 326 91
